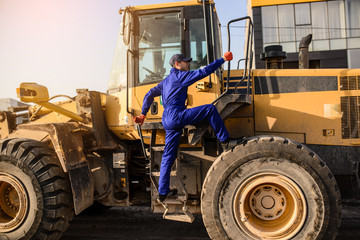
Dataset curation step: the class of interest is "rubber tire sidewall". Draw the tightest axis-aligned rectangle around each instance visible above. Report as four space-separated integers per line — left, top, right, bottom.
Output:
0 155 43 240
201 136 341 240
219 157 327 240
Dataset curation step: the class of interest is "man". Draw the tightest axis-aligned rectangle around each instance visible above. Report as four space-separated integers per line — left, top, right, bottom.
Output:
134 52 236 202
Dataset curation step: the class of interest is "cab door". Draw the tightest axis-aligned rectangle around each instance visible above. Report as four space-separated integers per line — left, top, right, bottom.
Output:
134 9 183 120
132 4 223 120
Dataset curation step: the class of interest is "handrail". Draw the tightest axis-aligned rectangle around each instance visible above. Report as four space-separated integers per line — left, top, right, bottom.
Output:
212 16 253 104
237 58 247 70
202 0 212 87
234 17 253 94
126 49 134 115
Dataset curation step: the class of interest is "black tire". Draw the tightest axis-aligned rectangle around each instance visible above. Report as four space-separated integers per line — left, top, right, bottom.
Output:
0 138 74 240
201 136 341 240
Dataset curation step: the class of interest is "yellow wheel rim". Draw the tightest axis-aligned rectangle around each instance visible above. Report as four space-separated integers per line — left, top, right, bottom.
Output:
233 173 307 239
0 173 28 232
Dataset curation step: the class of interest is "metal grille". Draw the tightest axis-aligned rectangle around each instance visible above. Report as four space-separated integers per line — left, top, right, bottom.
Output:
340 76 349 90
349 76 357 90
340 76 359 91
341 96 360 139
223 76 252 94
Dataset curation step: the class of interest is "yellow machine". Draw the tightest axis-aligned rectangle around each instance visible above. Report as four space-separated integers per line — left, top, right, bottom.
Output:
0 0 358 239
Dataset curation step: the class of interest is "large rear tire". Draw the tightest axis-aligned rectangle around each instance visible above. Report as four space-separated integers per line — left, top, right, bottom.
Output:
201 136 341 240
0 138 73 240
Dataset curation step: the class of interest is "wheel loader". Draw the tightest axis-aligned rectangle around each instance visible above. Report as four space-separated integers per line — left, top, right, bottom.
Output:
0 0 359 239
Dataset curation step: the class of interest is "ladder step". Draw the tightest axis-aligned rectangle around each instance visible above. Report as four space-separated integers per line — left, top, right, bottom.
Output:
163 212 194 223
152 146 165 151
161 199 184 205
151 170 177 177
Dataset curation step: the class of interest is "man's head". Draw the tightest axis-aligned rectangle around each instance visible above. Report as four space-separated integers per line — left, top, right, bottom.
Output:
169 54 192 71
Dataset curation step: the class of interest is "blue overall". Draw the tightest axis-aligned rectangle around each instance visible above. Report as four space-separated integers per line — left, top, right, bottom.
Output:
141 58 229 195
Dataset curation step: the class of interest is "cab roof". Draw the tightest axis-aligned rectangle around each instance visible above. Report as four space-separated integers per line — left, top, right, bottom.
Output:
120 0 214 13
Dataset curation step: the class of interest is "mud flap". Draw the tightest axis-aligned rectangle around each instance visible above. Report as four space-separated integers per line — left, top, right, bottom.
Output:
68 161 94 214
17 122 94 214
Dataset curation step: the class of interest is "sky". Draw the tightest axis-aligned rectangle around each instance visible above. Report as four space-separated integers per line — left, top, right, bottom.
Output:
0 0 247 100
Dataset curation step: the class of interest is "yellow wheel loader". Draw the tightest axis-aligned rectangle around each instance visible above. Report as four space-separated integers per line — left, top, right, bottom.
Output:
0 0 358 239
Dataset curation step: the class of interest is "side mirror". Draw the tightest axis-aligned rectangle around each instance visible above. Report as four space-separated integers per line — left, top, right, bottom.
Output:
17 82 49 103
121 9 132 46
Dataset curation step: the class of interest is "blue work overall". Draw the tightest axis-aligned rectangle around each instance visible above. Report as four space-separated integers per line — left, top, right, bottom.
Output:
141 58 229 195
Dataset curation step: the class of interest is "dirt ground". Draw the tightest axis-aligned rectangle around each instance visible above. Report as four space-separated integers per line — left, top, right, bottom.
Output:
61 204 360 240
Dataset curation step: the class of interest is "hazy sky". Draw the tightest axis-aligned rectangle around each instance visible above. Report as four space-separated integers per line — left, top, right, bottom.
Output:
0 0 247 100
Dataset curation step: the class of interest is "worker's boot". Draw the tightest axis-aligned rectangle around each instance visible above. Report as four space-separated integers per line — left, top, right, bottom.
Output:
221 137 244 152
158 189 178 202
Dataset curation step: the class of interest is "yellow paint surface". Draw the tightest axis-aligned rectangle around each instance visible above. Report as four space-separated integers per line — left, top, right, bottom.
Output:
252 68 360 146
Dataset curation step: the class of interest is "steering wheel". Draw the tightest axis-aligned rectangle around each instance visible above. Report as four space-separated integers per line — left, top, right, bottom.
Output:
142 67 162 78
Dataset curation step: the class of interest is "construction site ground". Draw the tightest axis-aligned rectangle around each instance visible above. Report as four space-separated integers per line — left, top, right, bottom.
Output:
61 203 360 239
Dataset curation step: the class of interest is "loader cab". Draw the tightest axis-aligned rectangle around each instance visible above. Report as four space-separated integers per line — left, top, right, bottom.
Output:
106 0 224 132
108 0 222 91
134 5 222 85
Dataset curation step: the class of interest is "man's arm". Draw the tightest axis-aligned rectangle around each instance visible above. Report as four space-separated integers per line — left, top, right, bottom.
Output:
134 82 162 126
141 82 162 115
180 52 233 87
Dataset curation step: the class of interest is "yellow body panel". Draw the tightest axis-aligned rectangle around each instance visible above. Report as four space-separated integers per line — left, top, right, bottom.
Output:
252 68 360 146
251 0 325 8
105 87 166 144
29 101 79 124
106 90 137 140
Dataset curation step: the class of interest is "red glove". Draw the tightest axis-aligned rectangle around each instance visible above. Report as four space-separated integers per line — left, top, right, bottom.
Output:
223 52 233 61
133 114 146 126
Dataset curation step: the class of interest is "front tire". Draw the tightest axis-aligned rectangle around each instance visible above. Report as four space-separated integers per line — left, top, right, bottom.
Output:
201 136 341 240
0 138 73 240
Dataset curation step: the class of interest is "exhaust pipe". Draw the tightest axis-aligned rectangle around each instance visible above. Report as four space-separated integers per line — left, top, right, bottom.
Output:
299 34 312 69
260 45 287 69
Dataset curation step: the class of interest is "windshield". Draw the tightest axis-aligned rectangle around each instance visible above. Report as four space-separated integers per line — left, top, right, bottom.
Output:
138 12 181 84
189 18 207 70
108 25 128 91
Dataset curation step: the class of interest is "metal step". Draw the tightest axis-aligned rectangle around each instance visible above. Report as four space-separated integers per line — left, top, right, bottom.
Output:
188 94 252 146
158 199 195 223
215 94 252 119
163 211 194 223
151 170 177 177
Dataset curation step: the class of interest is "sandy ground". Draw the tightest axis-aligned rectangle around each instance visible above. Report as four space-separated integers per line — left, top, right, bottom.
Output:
61 204 360 240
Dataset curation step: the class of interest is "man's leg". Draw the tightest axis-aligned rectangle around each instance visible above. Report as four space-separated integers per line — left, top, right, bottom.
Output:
179 104 229 142
158 129 182 196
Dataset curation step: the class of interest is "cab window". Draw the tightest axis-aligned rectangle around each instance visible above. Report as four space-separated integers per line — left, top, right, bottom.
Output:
138 12 181 84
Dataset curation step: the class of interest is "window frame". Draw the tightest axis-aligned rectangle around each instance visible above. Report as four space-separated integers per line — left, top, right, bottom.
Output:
261 0 355 53
133 4 220 87
134 7 184 87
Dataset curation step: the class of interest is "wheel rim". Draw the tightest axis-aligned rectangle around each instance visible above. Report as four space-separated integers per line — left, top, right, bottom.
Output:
233 173 307 239
0 173 29 232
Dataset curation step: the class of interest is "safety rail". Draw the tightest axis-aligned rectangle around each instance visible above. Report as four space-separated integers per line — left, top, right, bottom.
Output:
212 16 254 104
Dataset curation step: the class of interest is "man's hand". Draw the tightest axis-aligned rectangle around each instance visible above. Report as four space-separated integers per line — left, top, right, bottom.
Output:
223 52 233 61
133 114 146 126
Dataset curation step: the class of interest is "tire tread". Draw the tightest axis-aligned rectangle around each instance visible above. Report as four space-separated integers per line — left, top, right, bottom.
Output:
0 138 74 240
201 135 341 240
